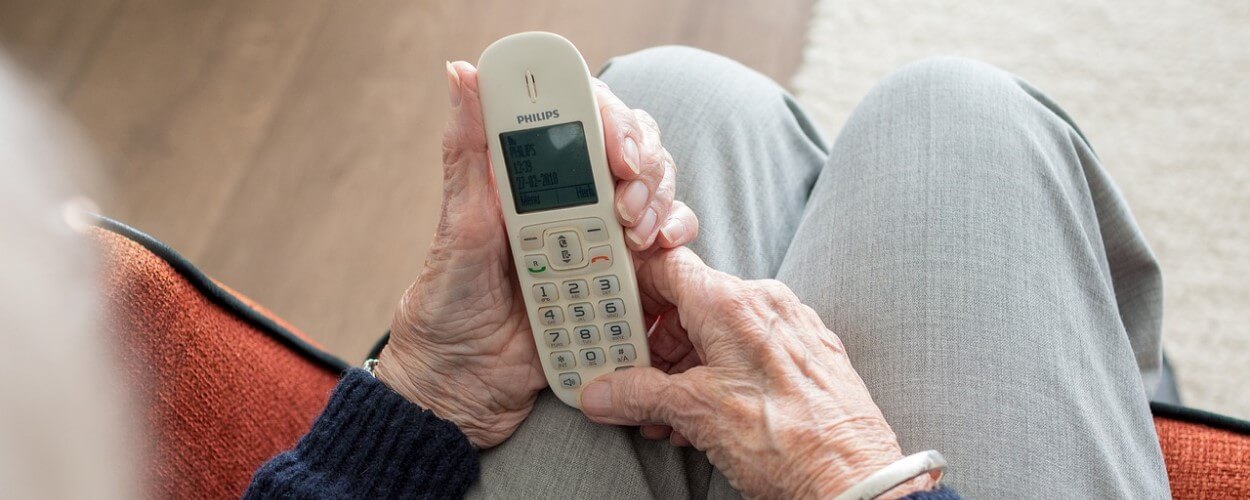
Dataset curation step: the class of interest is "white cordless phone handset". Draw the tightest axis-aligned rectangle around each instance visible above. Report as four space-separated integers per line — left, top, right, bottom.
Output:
477 32 650 408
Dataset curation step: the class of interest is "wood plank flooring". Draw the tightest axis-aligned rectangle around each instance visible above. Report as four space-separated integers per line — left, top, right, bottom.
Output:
0 0 813 359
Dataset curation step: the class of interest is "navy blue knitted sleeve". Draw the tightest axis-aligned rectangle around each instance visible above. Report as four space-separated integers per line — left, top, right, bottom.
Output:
904 485 961 499
244 368 479 499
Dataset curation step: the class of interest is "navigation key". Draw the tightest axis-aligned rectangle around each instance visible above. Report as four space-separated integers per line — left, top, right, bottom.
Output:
545 230 584 270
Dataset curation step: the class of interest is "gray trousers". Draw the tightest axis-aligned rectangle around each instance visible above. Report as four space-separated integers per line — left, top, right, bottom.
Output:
470 47 1170 499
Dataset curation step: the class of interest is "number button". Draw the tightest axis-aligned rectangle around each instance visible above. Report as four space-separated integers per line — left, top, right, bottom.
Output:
599 299 625 319
558 372 582 389
532 283 558 303
537 306 564 326
544 328 569 348
605 321 631 341
610 344 637 364
562 279 588 300
523 254 550 275
550 351 575 370
594 275 620 296
569 302 595 323
580 348 605 367
573 325 600 345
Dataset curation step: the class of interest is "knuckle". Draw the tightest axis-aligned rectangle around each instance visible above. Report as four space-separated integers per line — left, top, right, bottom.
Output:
612 105 639 134
754 279 800 309
619 378 654 420
652 378 684 422
820 328 848 354
707 291 742 318
716 290 771 341
798 303 821 321
653 175 676 204
634 109 660 133
641 149 666 177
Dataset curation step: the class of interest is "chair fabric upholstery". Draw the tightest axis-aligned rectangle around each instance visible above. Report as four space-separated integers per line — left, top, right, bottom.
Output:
1152 402 1250 498
92 219 346 498
91 217 1249 498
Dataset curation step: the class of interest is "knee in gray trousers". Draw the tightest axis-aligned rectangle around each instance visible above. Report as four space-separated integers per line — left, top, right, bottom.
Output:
777 55 1169 498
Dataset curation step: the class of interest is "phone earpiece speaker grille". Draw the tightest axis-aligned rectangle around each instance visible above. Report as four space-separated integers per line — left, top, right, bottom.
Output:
525 71 538 102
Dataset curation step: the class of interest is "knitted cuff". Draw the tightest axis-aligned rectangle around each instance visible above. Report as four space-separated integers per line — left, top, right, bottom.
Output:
246 368 480 499
902 485 961 499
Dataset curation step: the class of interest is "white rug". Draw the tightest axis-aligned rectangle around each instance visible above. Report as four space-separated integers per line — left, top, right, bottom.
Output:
792 0 1250 418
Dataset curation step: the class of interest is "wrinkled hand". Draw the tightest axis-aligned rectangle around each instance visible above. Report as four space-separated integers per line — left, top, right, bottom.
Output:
577 248 934 498
374 61 699 448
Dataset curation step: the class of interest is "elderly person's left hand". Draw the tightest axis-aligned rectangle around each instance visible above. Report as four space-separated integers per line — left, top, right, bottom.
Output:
373 61 698 448
576 247 936 498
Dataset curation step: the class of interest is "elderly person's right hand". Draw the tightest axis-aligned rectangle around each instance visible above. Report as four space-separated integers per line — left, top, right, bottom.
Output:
579 247 937 498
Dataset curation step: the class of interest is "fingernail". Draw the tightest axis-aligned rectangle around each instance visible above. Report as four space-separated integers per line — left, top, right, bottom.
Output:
445 61 462 107
581 382 613 415
622 137 641 176
628 208 657 247
617 180 648 223
659 217 686 243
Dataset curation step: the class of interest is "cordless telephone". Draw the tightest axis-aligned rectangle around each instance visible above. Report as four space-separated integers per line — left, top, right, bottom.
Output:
477 32 651 408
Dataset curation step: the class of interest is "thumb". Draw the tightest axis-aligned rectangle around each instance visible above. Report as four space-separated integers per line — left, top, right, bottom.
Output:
580 367 679 426
442 60 488 163
430 61 503 251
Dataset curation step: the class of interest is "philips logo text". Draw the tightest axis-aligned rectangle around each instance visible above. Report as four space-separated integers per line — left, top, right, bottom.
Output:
517 109 560 124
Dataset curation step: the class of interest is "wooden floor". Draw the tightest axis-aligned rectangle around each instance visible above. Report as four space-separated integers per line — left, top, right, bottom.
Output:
0 0 813 360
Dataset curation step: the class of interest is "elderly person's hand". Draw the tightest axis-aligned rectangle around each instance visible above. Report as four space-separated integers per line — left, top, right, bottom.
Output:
373 61 699 448
578 248 935 498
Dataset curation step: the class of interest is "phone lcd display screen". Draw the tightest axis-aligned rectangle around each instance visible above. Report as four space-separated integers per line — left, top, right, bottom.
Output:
500 121 599 213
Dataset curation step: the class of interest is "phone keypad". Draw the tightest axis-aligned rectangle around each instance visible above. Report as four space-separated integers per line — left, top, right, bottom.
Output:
546 230 585 269
558 372 582 389
533 283 558 303
580 348 606 367
569 302 595 323
605 321 630 341
538 306 564 326
551 351 576 370
599 299 625 319
610 344 637 363
586 246 613 273
544 328 569 348
521 217 641 391
524 254 551 276
594 275 619 296
574 325 600 345
563 279 588 300
521 218 607 250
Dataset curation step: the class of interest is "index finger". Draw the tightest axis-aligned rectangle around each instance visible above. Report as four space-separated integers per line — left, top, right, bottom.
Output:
635 247 737 346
